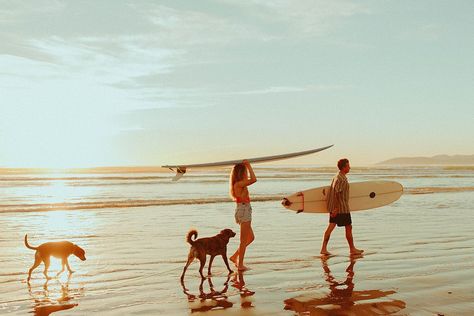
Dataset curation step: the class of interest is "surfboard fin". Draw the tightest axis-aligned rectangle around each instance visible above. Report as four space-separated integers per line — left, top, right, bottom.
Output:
171 167 187 181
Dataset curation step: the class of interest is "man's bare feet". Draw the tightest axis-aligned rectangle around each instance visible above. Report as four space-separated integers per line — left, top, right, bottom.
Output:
320 250 332 256
350 248 364 255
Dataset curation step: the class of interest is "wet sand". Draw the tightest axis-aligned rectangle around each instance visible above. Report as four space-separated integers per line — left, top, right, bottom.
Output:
1 189 474 315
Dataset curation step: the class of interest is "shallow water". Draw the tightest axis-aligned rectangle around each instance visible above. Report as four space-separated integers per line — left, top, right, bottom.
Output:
1 166 473 315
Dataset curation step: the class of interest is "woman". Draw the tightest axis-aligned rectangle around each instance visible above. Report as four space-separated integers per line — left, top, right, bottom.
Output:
229 160 257 271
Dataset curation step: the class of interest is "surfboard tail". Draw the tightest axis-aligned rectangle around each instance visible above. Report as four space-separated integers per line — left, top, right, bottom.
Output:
171 167 186 181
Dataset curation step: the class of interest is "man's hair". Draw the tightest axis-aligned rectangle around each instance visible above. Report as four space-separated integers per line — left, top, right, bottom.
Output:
337 158 349 170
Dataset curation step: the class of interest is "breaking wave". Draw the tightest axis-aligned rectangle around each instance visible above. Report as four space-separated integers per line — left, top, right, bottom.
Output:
1 187 473 213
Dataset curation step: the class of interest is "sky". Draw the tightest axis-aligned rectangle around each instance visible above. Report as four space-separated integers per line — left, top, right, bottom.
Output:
0 0 473 168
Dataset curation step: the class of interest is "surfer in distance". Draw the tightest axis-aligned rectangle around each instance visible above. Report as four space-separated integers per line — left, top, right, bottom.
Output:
320 158 364 256
229 160 257 271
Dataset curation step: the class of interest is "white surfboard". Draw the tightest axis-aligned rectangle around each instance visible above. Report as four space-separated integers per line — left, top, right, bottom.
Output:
163 145 333 180
282 180 403 213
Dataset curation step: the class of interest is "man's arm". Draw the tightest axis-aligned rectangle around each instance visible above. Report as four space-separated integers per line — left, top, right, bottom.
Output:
330 179 341 216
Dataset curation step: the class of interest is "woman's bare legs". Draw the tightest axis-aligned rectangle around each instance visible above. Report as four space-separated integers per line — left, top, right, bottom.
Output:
230 221 254 270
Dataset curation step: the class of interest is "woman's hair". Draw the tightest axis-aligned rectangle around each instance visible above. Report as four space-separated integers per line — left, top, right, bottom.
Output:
230 163 247 198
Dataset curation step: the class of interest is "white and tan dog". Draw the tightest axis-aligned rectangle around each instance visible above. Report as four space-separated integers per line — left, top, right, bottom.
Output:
25 234 86 282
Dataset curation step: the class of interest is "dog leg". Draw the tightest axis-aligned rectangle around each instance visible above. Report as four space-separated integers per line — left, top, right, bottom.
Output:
207 255 216 276
180 252 194 281
43 257 51 280
222 253 233 274
198 278 205 295
208 276 215 290
198 254 207 279
57 259 66 277
28 252 42 282
66 259 74 274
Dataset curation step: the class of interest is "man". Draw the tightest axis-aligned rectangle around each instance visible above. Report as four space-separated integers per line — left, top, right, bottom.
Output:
320 158 364 255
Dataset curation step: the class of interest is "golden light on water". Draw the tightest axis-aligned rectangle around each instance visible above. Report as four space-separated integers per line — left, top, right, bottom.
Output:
7 173 104 212
48 179 71 204
21 176 101 247
44 211 74 234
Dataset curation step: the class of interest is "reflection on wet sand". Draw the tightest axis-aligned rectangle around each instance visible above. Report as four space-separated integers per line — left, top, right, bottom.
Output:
28 275 84 316
284 255 406 315
181 272 256 313
231 271 255 309
181 275 233 313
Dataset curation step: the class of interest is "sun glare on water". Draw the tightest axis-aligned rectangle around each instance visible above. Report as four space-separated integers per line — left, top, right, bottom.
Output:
18 176 102 237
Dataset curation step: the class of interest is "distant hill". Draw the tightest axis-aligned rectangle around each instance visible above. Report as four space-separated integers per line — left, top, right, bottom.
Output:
378 154 474 165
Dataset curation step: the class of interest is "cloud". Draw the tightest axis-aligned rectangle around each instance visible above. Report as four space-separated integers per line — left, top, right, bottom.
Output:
134 4 274 45
0 1 367 111
0 0 370 64
229 84 350 95
1 0 371 60
222 0 371 37
0 1 164 65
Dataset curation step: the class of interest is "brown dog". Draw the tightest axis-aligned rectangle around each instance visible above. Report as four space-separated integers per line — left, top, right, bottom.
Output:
25 234 86 282
181 229 236 281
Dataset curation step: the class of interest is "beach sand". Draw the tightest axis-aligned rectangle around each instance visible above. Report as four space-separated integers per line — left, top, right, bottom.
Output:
1 188 474 315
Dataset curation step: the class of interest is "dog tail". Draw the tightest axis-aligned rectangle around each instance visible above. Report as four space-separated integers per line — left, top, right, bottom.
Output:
186 230 198 245
24 234 38 250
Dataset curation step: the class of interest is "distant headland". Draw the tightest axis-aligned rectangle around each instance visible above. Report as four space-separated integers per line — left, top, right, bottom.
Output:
378 154 474 165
